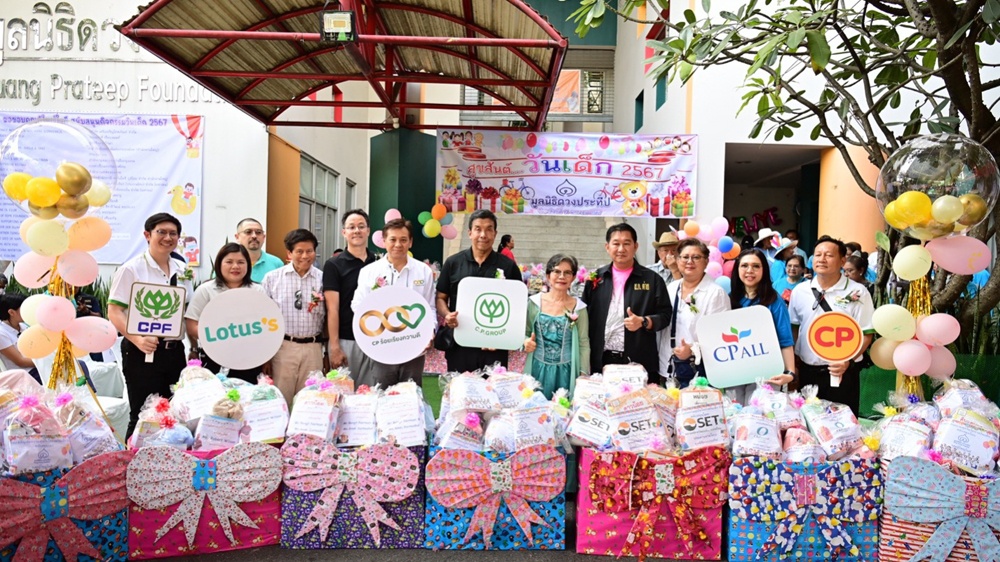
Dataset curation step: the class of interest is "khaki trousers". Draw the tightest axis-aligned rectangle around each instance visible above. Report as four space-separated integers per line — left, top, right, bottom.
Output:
271 340 324 407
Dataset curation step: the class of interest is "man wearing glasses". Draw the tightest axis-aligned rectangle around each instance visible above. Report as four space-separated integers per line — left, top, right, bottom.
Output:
235 218 283 282
323 209 376 370
262 229 325 406
108 213 193 437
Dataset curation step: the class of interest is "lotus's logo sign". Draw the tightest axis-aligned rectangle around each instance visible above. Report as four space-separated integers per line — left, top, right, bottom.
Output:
474 293 509 329
134 287 182 320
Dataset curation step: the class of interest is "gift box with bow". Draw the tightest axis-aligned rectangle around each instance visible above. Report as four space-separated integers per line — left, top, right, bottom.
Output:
501 188 526 213
728 457 882 561
126 442 282 559
439 188 467 213
671 192 695 217
0 450 132 562
578 446 730 560
881 455 1000 562
280 435 426 549
477 187 501 213
648 196 664 217
424 445 566 550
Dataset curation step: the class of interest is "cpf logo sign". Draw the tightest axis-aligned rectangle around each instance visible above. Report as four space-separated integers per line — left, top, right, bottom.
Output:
125 282 186 339
353 286 434 365
454 278 528 350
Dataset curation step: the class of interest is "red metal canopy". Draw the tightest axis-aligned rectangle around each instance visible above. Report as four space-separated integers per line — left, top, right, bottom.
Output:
118 0 567 131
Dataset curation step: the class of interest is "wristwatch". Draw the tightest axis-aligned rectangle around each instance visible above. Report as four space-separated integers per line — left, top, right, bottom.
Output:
782 369 796 378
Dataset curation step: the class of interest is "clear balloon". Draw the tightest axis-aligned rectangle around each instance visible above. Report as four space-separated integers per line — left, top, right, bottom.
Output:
65 316 118 353
0 119 117 217
876 134 999 239
925 346 957 381
869 337 900 370
19 294 49 326
872 304 917 341
13 252 55 289
892 245 932 281
56 249 99 287
25 220 69 257
892 339 932 376
35 296 76 333
16 324 61 359
915 313 961 347
926 235 991 274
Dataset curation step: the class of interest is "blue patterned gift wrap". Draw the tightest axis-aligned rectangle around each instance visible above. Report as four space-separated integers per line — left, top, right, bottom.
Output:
728 457 883 561
423 447 566 550
0 468 128 562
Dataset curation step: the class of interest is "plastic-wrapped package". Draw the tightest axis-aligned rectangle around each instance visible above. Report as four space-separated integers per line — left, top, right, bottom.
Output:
171 360 227 428
375 381 426 446
435 411 484 451
573 374 607 407
601 363 648 390
646 383 678 450
675 378 728 452
731 411 782 459
749 382 806 431
144 415 195 449
932 407 999 475
487 367 536 409
51 390 121 463
566 399 613 450
3 394 72 474
783 426 828 463
933 379 987 418
801 398 865 461
241 376 289 443
483 411 515 453
448 373 502 413
194 389 247 451
286 382 340 441
606 387 666 452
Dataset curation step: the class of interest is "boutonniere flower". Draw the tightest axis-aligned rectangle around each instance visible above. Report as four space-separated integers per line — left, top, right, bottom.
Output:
565 309 579 327
683 293 699 314
494 268 505 280
835 290 863 306
307 290 324 313
372 276 387 290
177 267 194 281
587 271 600 289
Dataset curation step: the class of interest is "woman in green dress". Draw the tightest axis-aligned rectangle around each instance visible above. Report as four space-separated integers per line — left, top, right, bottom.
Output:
523 254 591 398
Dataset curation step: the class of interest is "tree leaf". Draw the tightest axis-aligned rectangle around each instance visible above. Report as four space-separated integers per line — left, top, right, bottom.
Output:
944 19 974 50
805 30 831 73
810 123 822 140
684 9 696 23
702 0 711 13
787 28 806 50
875 231 890 253
986 0 1000 25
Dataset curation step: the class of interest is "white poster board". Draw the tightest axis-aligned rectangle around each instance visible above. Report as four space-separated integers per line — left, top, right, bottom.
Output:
695 306 784 388
454 278 528 351
125 282 186 339
199 288 285 369
351 285 434 365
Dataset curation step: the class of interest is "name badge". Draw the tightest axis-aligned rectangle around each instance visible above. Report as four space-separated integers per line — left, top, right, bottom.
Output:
633 283 650 291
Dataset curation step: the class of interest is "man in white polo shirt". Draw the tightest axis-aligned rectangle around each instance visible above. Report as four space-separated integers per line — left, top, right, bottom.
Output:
107 213 193 437
351 218 435 387
788 235 875 415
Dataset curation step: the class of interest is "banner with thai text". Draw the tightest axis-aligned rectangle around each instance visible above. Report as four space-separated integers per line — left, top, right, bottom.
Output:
436 131 697 218
0 111 204 265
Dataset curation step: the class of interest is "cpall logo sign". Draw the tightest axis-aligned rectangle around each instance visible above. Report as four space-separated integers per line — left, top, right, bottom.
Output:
125 282 186 338
352 285 434 365
696 306 784 388
199 288 285 370
454 278 528 350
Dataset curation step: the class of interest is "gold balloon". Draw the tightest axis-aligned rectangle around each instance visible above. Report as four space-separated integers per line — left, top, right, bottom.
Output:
924 220 955 238
28 201 59 220
958 193 989 225
55 162 93 196
55 193 90 219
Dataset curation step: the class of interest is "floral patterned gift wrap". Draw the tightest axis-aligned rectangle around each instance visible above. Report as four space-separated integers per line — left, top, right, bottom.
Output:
0 450 132 562
126 442 282 559
728 457 882 561
424 445 566 550
280 435 426 549
578 446 730 561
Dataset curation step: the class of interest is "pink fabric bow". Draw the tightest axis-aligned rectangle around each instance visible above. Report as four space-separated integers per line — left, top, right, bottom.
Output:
281 434 420 546
126 442 282 547
0 450 131 562
425 445 565 549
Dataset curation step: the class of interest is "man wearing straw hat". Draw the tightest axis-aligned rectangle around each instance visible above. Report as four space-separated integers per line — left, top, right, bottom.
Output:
649 231 681 284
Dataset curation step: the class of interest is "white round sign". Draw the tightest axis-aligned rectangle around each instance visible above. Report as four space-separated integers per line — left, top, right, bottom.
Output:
199 288 285 370
352 285 434 365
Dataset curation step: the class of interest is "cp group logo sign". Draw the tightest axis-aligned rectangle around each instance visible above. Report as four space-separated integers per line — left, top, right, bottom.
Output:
352 285 434 365
125 282 187 339
807 311 863 363
454 278 528 350
696 306 784 388
198 288 285 370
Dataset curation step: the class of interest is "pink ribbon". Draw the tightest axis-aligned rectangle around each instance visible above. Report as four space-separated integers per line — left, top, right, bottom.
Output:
281 435 419 546
0 450 131 562
425 445 565 549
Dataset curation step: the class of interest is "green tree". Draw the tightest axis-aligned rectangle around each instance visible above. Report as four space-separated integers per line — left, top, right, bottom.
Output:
564 0 999 336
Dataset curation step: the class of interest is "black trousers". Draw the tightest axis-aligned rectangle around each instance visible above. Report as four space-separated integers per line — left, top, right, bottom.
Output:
201 354 262 385
122 338 186 438
798 360 862 416
445 345 508 373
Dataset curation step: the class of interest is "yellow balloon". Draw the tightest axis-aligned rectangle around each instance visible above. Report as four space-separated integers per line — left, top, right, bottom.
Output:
424 218 442 237
3 172 31 201
25 177 62 208
20 294 48 326
892 245 932 281
872 303 916 341
894 191 932 225
931 195 964 224
16 324 61 360
67 216 113 252
19 216 42 244
883 201 909 229
26 220 70 257
84 180 111 207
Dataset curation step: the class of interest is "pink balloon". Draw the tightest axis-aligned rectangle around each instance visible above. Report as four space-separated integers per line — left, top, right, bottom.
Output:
372 231 385 249
65 316 118 353
722 260 734 277
56 250 98 287
441 224 459 240
711 217 730 239
384 208 402 222
915 313 961 347
13 252 55 289
696 227 716 242
892 339 932 376
708 246 723 264
926 236 991 274
925 345 957 381
705 261 723 279
36 296 76 333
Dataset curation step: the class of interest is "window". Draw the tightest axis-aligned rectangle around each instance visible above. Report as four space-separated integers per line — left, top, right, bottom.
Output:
346 179 357 210
299 153 341 263
634 90 644 132
656 76 667 109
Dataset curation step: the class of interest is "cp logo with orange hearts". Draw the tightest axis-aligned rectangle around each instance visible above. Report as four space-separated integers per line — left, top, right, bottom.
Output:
359 304 427 336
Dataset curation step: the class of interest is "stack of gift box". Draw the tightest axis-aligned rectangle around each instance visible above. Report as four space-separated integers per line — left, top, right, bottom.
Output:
3 359 1000 561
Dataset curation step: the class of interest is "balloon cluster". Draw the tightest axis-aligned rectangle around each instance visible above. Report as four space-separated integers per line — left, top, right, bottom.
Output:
416 204 458 240
870 309 960 381
0 120 119 366
675 216 741 294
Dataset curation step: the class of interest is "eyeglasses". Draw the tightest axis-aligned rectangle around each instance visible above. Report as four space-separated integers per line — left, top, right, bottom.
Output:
344 225 369 231
154 229 179 238
294 289 302 310
240 229 264 236
551 270 575 278
678 255 706 262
